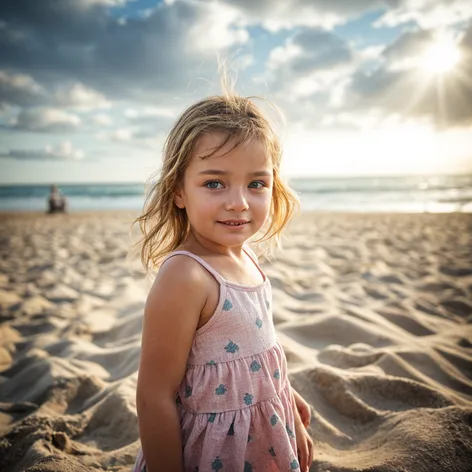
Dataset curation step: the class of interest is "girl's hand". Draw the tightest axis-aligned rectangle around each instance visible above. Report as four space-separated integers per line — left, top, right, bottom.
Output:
294 409 314 472
292 387 311 428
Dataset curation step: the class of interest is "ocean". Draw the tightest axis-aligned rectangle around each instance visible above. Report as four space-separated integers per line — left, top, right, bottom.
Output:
1 175 471 213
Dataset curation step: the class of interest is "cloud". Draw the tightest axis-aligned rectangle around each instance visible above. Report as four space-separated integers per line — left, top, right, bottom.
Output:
0 70 48 108
0 0 248 104
261 28 355 125
260 15 472 130
185 3 249 52
288 29 352 73
375 0 472 29
3 141 85 160
345 26 472 127
92 113 113 126
219 0 385 30
267 29 353 90
112 127 133 142
112 126 161 149
12 107 82 132
80 0 132 6
2 0 472 159
123 106 174 135
0 70 111 111
54 82 110 109
381 29 433 66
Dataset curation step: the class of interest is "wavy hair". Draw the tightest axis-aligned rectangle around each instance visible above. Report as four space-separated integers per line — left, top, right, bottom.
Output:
131 87 299 274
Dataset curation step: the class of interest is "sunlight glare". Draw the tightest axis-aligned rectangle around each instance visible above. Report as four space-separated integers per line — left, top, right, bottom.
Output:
421 38 461 74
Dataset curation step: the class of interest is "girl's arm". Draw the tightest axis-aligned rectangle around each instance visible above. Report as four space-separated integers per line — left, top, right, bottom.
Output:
136 256 209 472
291 386 311 428
290 388 314 472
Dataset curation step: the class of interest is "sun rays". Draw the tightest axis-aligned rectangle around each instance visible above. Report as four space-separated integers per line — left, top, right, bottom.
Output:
420 35 462 75
381 32 470 128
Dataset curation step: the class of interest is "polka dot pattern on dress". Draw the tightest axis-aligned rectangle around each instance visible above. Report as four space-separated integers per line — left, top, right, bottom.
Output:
132 247 299 472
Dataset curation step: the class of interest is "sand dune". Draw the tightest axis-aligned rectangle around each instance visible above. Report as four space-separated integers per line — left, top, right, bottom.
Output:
1 211 471 471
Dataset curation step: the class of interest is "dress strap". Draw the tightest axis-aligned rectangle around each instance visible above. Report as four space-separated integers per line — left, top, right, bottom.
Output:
162 251 225 285
242 245 267 282
242 244 258 263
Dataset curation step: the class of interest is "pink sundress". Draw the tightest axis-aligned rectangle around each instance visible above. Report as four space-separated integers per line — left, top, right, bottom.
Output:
133 246 299 472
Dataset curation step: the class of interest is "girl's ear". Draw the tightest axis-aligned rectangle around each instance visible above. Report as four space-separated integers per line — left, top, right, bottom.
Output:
174 185 185 209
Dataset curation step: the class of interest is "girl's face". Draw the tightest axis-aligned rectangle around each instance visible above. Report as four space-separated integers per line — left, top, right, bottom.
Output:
175 131 273 250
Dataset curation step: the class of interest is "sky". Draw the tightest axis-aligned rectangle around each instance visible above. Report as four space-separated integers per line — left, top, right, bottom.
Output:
1 0 472 184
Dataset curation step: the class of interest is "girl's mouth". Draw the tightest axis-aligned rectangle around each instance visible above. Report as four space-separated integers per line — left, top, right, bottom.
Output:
218 220 249 227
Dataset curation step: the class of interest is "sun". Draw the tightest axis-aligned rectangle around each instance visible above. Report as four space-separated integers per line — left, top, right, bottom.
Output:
420 37 461 75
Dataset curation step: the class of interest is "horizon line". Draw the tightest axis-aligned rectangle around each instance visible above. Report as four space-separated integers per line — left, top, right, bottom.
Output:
1 171 472 187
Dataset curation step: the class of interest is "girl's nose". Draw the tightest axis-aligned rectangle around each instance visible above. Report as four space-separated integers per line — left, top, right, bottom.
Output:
226 188 249 212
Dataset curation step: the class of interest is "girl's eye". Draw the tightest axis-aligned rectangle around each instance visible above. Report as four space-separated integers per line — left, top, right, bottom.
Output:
204 181 266 189
248 181 265 189
205 181 223 189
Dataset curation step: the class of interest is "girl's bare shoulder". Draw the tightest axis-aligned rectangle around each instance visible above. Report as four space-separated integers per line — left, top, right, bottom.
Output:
147 254 212 307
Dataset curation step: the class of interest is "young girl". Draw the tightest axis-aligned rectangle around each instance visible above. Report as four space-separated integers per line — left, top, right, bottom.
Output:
132 92 314 471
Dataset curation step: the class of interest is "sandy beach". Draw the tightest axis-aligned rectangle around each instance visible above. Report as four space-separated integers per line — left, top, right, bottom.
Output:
1 211 471 472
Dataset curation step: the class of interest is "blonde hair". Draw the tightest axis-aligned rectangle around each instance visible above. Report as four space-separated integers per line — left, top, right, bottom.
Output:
132 89 299 274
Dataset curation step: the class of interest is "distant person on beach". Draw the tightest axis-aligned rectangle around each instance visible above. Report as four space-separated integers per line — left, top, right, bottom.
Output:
47 185 68 214
131 83 314 471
